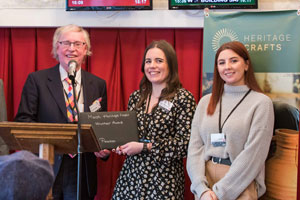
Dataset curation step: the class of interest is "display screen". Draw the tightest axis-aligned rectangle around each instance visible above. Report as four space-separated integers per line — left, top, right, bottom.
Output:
169 0 258 9
66 0 152 11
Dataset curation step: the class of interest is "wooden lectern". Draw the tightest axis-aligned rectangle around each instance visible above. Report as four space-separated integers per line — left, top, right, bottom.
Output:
0 121 100 200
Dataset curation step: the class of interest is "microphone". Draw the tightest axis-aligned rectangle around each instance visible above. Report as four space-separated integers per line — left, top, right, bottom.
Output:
68 60 77 81
67 59 82 200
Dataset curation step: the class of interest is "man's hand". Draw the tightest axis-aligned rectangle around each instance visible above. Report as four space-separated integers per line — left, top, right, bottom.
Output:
94 149 110 158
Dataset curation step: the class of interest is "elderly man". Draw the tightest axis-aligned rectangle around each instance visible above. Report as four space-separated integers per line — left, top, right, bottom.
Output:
15 24 110 200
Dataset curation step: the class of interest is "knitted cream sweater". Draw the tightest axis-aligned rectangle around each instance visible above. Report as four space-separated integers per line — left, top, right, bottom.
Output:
187 84 274 200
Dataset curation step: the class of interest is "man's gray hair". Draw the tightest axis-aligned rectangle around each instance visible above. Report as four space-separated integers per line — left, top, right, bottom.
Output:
51 24 92 61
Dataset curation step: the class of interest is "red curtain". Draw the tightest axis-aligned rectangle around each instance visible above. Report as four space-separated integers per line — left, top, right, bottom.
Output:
0 27 203 200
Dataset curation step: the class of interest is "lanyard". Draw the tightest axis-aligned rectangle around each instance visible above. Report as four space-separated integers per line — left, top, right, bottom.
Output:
218 89 251 133
145 92 151 114
141 93 153 140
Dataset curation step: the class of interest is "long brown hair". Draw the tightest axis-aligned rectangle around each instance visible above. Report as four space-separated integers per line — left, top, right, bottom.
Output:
137 40 182 108
207 41 262 115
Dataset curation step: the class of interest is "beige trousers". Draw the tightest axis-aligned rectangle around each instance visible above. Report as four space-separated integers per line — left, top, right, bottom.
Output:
205 160 257 200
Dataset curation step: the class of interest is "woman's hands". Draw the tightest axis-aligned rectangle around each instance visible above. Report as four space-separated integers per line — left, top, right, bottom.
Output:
113 142 144 156
198 190 218 200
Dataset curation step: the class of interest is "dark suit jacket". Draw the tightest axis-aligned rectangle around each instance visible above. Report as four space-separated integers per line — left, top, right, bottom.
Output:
15 64 107 198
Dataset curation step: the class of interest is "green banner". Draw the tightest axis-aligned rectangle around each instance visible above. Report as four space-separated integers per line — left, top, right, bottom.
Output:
203 10 300 73
203 10 300 199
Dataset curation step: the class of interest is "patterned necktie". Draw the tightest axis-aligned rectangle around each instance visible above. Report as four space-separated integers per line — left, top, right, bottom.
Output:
65 77 78 122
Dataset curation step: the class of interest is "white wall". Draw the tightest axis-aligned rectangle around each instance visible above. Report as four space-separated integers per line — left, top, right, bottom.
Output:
0 0 299 28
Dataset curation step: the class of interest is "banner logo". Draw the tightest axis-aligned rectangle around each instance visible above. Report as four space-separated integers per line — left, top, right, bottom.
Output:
212 28 239 51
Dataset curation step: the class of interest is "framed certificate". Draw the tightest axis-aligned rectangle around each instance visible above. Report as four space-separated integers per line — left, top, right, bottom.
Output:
79 111 139 149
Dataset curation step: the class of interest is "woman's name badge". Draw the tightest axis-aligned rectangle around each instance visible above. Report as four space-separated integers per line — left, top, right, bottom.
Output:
158 100 173 112
211 133 226 147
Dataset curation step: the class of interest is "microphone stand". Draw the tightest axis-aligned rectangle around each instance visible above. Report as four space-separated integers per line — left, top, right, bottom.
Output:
69 75 82 200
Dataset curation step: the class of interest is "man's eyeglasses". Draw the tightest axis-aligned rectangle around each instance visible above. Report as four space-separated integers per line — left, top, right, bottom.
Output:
58 41 86 49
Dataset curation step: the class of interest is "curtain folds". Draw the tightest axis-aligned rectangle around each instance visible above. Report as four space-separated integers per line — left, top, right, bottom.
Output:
0 27 203 200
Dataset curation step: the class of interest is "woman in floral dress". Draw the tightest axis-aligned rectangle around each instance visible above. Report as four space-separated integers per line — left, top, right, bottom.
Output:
112 40 196 200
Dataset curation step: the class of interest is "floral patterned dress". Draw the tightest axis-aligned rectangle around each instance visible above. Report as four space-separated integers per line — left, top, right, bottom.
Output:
112 88 196 200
